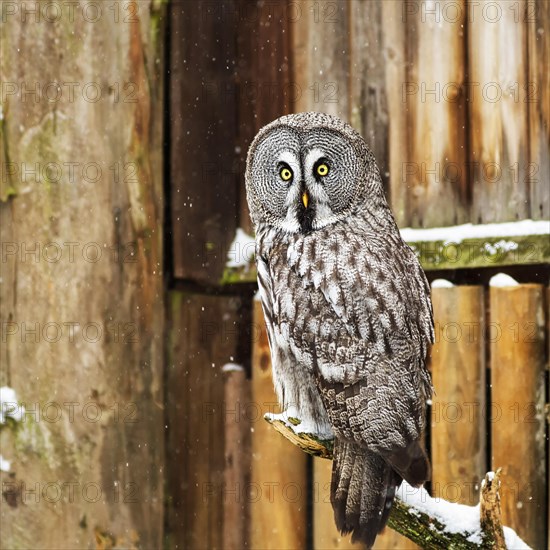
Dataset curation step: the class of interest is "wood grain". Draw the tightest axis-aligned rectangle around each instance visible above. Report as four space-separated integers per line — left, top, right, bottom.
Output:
405 0 468 227
0 3 166 547
250 299 308 549
430 286 486 505
166 293 243 550
169 1 238 284
382 0 410 226
468 0 530 223
223 367 251 550
489 284 546 550
235 0 294 234
292 0 350 120
527 0 550 219
349 1 390 195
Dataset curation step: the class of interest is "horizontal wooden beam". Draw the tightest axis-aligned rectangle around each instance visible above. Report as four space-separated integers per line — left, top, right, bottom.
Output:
221 221 549 284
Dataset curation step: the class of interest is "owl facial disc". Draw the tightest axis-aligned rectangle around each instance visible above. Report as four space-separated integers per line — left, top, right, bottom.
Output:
245 112 381 234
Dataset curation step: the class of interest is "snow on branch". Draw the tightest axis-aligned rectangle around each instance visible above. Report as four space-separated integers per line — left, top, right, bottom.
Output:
264 415 531 550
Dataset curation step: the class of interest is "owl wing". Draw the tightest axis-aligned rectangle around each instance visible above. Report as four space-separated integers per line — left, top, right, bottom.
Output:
284 221 433 469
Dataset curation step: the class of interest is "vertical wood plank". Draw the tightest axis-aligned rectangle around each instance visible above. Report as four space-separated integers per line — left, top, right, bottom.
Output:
166 292 243 550
382 0 409 225
430 286 486 505
349 1 390 194
170 2 238 283
490 284 546 550
527 0 550 219
235 0 293 233
292 0 350 119
469 0 530 223
223 367 251 550
405 0 468 227
250 299 307 549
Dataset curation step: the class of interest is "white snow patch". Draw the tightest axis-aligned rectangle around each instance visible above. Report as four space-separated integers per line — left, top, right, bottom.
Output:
489 273 519 287
0 387 25 474
400 219 549 244
503 526 531 549
397 482 481 538
431 279 455 288
483 240 519 256
0 455 10 472
222 362 244 373
226 228 256 268
0 386 25 423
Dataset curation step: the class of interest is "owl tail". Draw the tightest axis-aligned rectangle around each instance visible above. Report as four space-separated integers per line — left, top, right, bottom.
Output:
330 438 403 549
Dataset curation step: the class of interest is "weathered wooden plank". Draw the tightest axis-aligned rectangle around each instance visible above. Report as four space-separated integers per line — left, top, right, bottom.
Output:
349 1 389 194
223 366 250 550
405 0 469 227
0 2 165 547
166 292 243 550
430 286 486 505
490 284 546 550
169 1 238 284
250 299 308 549
469 0 530 223
292 0 350 120
527 0 550 219
382 0 409 226
235 0 293 234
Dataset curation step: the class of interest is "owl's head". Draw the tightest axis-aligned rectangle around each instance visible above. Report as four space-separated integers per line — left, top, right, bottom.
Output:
245 112 387 234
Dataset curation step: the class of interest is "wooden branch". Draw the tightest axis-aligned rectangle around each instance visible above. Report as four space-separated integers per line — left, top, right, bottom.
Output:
264 416 531 550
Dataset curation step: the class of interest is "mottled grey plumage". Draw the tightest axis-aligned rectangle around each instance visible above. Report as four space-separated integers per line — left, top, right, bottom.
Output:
246 112 434 548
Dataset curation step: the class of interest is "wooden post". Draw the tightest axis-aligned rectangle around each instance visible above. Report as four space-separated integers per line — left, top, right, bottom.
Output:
430 286 487 505
250 299 308 549
490 283 546 550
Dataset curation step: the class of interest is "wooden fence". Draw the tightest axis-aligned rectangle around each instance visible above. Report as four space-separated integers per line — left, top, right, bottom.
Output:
169 0 550 287
165 1 549 549
167 283 548 549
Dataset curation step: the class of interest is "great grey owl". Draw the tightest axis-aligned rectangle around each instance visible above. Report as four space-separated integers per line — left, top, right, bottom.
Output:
245 112 434 548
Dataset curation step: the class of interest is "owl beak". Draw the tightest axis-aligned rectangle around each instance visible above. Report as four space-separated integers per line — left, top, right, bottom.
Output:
301 191 309 208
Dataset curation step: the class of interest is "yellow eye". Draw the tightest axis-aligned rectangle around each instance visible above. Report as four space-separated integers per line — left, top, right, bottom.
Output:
317 163 329 177
280 167 293 181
